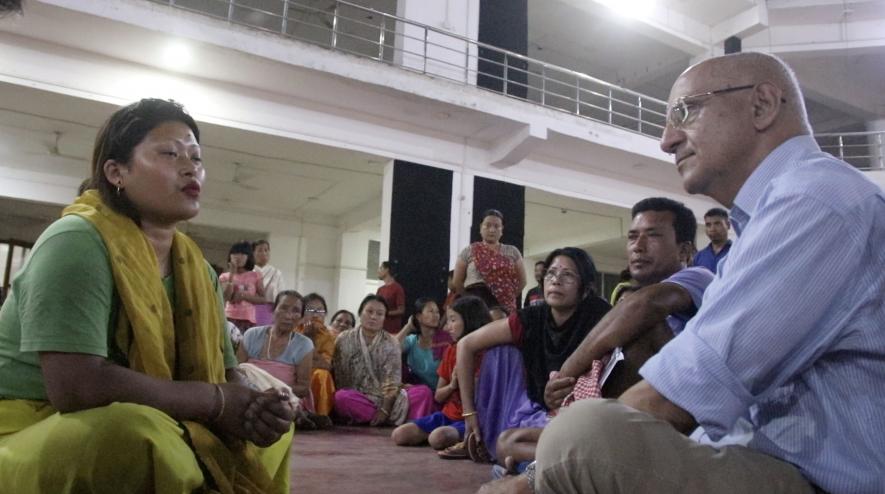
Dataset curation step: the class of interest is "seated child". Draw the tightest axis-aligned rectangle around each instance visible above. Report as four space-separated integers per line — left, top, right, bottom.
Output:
390 296 491 452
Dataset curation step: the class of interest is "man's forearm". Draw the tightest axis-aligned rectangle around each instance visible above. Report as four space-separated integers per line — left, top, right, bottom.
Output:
560 284 692 377
619 380 696 433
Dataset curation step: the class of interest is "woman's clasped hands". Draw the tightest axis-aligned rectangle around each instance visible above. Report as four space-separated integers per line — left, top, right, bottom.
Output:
214 384 296 447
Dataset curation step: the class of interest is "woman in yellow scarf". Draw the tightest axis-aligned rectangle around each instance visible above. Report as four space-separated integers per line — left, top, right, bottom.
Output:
0 99 294 493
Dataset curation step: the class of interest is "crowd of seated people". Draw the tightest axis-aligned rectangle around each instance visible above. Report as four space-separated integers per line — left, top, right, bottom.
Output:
1 51 883 494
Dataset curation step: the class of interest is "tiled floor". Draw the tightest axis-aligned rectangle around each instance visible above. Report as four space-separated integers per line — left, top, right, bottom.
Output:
291 425 494 493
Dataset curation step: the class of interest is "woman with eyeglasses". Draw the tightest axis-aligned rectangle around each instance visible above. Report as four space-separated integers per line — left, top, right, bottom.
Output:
452 209 527 314
296 293 337 419
452 247 610 464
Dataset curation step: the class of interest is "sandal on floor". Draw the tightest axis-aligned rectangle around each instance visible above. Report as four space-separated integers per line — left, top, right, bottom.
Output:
437 441 469 460
466 431 493 464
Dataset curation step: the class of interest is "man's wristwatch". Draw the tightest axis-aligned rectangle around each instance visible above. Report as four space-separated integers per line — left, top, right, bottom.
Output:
523 461 537 494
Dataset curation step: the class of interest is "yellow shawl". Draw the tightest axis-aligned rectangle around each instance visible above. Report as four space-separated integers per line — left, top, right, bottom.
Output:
62 191 271 494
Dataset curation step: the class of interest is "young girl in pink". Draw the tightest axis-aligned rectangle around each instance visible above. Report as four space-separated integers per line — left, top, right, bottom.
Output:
390 296 491 452
219 241 265 332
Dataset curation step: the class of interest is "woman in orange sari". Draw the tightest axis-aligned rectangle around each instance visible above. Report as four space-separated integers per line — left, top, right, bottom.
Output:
453 209 527 314
296 293 337 419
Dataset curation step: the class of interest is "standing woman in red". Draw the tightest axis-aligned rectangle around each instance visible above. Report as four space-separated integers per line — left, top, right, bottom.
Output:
453 209 527 314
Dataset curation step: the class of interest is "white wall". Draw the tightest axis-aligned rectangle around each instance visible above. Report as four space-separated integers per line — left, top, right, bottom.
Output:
395 0 480 83
336 229 383 315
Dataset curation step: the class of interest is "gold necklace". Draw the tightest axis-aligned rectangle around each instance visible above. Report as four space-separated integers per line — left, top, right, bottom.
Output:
265 329 274 359
265 328 291 360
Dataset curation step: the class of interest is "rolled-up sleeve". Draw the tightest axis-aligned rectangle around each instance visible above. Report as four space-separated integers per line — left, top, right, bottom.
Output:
641 193 865 439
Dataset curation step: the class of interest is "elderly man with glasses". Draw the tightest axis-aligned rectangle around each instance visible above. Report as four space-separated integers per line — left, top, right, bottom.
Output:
527 53 885 494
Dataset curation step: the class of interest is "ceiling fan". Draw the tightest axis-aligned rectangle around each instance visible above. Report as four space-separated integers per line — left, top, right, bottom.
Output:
231 162 261 191
18 130 86 161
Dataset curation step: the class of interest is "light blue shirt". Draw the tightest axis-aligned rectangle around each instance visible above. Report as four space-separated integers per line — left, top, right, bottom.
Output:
661 266 714 335
641 135 885 493
242 325 314 365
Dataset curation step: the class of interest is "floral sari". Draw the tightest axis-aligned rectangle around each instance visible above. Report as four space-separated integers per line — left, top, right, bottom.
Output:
471 242 520 313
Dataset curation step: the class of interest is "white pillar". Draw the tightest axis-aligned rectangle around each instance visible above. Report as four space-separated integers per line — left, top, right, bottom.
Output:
336 230 382 314
394 0 480 84
449 169 474 268
267 232 300 291
866 119 885 170
379 159 395 263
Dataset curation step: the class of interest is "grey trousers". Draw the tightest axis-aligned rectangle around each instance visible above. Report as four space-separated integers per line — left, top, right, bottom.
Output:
535 399 817 494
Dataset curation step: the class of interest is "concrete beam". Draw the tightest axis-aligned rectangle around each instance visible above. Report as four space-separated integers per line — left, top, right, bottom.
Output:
619 56 690 92
744 18 885 54
767 0 882 8
337 196 382 231
711 5 769 44
0 165 80 206
489 123 548 168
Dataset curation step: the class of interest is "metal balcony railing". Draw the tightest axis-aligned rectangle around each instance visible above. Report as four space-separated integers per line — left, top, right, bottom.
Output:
149 0 668 138
814 131 884 171
149 0 880 172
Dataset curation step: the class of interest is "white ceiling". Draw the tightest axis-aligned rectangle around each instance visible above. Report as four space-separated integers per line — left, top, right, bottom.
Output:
768 0 885 24
0 82 388 223
524 187 632 268
527 0 692 95
0 82 638 269
526 0 885 131
665 0 758 26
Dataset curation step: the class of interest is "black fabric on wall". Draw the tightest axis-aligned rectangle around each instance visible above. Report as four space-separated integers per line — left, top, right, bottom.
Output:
388 160 453 320
471 176 525 254
477 0 528 99
724 36 742 54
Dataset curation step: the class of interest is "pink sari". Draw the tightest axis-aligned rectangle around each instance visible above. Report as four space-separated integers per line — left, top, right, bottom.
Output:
471 242 520 313
247 358 315 411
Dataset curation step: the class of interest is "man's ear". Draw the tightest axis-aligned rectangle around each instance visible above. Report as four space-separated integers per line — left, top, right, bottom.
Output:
751 82 783 132
678 242 694 266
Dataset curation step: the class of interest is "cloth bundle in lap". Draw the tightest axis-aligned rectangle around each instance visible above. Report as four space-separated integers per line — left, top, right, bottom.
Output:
0 191 291 493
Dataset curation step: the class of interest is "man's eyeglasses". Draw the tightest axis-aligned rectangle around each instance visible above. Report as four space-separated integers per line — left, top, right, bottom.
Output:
667 84 756 129
544 270 578 285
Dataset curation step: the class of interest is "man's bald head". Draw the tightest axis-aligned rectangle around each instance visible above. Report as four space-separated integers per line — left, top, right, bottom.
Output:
660 53 812 206
681 53 811 135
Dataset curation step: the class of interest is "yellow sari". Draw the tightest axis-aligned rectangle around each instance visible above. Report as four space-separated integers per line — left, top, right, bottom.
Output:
0 191 291 493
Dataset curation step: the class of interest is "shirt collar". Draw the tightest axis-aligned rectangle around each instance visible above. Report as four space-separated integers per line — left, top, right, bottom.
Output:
729 135 820 236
